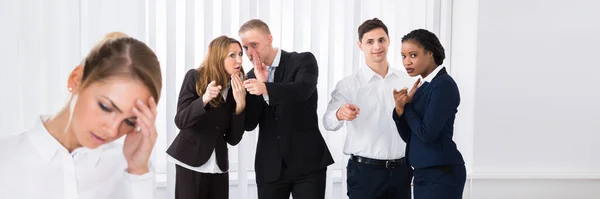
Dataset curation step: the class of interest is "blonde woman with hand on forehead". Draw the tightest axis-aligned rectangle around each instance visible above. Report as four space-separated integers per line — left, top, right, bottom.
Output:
0 32 162 199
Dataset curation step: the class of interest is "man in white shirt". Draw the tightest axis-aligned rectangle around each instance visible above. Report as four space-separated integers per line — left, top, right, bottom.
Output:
323 18 414 199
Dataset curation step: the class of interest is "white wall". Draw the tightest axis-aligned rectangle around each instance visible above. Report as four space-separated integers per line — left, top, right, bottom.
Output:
473 0 600 175
455 0 600 198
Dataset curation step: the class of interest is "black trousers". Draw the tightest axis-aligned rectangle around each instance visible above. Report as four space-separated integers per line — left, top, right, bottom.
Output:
257 167 327 199
413 164 466 199
346 158 413 199
175 165 229 199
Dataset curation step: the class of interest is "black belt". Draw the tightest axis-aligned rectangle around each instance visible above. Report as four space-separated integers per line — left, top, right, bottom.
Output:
350 155 405 169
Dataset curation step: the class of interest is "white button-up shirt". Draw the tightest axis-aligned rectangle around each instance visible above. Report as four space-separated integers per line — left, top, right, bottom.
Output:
0 116 155 199
420 65 445 87
323 64 415 160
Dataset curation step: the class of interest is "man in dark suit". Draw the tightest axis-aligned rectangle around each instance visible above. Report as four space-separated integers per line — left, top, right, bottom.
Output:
239 19 334 199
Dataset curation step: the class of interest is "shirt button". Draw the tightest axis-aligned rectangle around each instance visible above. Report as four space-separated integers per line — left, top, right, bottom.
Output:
274 117 279 121
276 136 281 140
216 126 220 130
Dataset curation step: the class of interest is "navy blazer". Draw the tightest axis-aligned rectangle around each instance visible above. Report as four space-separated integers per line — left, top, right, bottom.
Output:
393 67 465 169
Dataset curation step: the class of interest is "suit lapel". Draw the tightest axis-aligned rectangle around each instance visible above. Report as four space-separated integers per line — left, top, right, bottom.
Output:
226 87 234 103
274 50 290 83
434 67 448 79
412 82 430 102
412 67 448 102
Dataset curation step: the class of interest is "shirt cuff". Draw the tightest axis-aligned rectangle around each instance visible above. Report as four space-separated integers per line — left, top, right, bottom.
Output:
124 168 156 199
324 108 343 131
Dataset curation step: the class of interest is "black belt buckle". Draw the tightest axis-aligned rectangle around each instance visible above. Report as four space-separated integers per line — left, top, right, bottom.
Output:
385 160 398 169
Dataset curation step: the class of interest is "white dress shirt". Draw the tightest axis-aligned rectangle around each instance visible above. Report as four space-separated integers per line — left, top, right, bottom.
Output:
167 85 230 174
323 64 415 160
420 65 445 86
0 116 155 199
263 48 282 104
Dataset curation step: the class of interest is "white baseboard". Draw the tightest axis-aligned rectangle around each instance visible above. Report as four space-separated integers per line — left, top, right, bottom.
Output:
156 171 600 188
470 172 600 179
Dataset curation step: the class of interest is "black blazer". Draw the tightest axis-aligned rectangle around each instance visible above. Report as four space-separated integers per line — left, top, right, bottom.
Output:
167 69 245 172
245 50 334 183
393 67 464 169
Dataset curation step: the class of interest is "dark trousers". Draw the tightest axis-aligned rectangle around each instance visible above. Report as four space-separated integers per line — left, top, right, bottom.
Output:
257 167 327 199
413 164 466 199
175 165 229 199
346 158 413 199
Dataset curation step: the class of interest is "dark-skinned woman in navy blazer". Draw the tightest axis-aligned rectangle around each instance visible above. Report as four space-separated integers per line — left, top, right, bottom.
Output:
392 29 466 199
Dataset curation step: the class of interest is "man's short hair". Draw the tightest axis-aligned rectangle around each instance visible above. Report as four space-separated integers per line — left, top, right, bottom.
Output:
357 18 389 41
239 19 272 35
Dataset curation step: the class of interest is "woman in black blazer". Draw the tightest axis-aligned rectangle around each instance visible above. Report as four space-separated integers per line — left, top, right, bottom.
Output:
166 35 247 199
393 29 466 199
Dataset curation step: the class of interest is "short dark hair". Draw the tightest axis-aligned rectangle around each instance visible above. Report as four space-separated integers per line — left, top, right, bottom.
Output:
357 18 389 41
401 29 445 66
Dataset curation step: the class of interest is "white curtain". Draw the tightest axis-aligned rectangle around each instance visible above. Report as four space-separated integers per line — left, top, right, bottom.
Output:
0 0 80 135
0 0 148 134
161 1 448 199
0 0 463 199
160 0 452 198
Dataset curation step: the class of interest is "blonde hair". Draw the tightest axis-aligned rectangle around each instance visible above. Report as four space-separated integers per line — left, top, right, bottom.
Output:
81 32 130 65
196 35 245 108
89 32 129 53
238 19 271 35
80 37 162 103
104 32 129 39
67 32 161 140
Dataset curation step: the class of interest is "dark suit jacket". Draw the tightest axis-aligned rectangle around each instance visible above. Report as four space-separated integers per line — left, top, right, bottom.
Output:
393 68 465 169
167 69 245 172
245 50 334 183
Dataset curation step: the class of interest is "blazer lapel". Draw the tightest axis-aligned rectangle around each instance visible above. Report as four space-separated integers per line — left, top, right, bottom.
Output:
433 67 448 80
412 67 448 102
273 50 290 83
412 82 430 102
226 87 234 104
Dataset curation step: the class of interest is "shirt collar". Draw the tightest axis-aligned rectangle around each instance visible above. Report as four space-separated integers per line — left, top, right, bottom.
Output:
421 65 445 83
268 48 282 68
360 62 399 82
27 115 103 166
26 116 61 164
